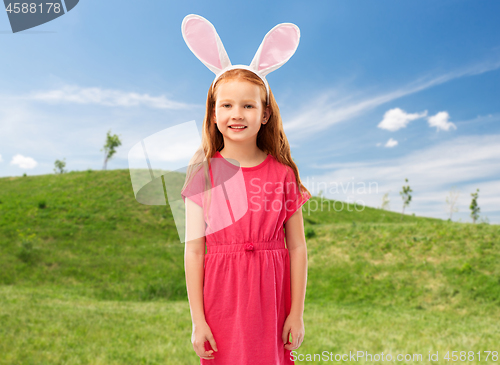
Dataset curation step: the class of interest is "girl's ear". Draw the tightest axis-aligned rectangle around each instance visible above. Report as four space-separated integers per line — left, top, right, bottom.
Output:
263 105 272 122
249 23 300 78
181 14 232 75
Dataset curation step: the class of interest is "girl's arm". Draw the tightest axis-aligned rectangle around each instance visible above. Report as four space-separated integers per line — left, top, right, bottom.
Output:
184 197 206 325
283 207 308 350
184 198 218 359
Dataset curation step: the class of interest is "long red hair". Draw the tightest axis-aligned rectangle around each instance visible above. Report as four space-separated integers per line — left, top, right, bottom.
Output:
182 69 311 224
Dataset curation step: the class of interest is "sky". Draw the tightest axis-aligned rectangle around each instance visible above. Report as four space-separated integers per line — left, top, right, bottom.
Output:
0 0 499 224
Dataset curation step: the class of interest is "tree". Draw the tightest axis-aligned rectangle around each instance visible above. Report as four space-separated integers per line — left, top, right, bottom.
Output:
469 188 480 224
380 191 390 210
54 158 66 174
445 186 460 221
400 178 412 220
101 129 122 170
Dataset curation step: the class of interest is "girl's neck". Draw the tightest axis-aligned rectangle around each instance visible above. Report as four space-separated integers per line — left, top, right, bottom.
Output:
218 145 268 168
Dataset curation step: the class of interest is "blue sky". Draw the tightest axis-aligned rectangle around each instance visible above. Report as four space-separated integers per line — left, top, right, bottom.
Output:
1 0 499 224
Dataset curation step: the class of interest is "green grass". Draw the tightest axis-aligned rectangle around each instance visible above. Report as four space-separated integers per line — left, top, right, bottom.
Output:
1 287 499 365
0 169 185 302
1 169 499 364
306 221 500 310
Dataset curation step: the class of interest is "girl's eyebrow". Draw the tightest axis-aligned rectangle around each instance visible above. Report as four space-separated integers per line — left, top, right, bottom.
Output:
219 99 257 103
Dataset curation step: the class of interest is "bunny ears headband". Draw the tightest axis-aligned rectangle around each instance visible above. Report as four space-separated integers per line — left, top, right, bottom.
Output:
181 14 301 105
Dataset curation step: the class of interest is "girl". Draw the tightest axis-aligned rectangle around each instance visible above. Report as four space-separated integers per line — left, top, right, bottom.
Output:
180 14 311 365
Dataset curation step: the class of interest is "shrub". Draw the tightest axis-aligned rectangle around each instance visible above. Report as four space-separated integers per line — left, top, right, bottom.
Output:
305 227 316 239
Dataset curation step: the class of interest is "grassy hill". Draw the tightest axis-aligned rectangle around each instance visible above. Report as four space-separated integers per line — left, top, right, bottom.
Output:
1 169 499 364
0 168 498 307
0 169 184 302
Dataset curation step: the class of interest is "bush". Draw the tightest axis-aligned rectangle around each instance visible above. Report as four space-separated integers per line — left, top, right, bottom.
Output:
16 228 41 265
305 227 316 239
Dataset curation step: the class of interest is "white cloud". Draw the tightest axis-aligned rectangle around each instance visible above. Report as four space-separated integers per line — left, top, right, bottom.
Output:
10 154 37 169
25 85 197 110
427 111 457 131
283 57 500 138
304 134 500 223
378 108 428 131
454 112 500 126
0 86 204 177
0 154 2 162
385 138 398 147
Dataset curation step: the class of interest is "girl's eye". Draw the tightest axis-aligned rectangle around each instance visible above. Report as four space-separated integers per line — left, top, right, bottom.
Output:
220 104 254 108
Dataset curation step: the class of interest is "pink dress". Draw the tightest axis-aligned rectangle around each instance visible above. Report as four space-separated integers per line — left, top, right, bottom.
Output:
181 151 311 365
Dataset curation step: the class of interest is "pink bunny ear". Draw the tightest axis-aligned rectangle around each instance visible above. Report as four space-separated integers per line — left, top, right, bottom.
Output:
249 23 300 77
181 14 232 75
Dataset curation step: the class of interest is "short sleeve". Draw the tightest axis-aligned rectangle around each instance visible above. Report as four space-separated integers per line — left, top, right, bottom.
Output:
283 166 311 224
181 167 208 208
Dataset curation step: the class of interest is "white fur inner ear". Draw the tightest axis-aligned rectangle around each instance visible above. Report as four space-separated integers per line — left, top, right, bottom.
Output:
250 23 300 77
181 14 232 75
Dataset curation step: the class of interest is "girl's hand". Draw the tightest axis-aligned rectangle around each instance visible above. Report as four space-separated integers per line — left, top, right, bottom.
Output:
282 313 304 351
191 321 218 360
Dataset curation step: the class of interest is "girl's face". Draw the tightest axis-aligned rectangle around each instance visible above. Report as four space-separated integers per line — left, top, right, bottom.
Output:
213 79 270 144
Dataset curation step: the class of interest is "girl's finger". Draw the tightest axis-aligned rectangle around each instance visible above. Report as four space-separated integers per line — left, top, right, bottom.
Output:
207 334 218 352
282 329 290 344
195 344 213 359
201 350 215 360
291 331 298 348
198 347 214 359
297 334 303 348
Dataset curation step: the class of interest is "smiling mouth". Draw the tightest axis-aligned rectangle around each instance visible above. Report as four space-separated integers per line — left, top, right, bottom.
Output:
229 126 247 129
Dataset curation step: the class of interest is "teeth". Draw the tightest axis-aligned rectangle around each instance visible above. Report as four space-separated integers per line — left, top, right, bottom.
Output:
230 126 246 129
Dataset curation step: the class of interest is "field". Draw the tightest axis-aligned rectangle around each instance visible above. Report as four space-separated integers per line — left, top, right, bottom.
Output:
1 169 498 364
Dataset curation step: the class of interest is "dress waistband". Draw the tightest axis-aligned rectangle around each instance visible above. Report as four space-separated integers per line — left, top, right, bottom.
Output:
206 240 286 254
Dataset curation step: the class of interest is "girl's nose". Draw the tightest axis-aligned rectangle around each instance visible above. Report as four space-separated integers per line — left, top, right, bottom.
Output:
231 106 243 119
